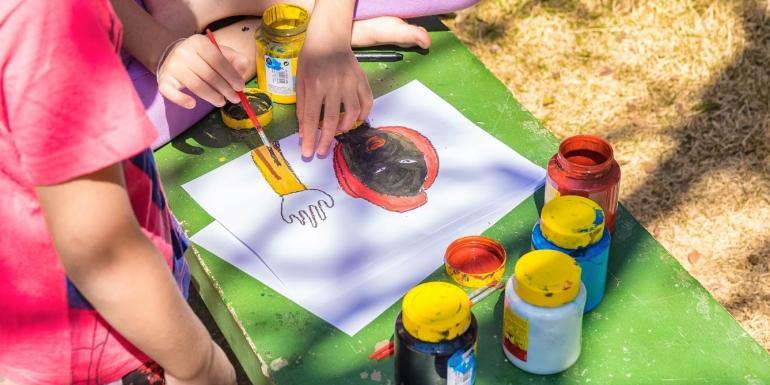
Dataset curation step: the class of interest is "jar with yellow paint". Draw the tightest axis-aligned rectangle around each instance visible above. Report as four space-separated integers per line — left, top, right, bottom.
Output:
255 4 309 104
395 282 478 385
502 250 586 375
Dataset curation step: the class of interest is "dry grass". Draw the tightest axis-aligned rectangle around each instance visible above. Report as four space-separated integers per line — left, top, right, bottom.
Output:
447 0 770 350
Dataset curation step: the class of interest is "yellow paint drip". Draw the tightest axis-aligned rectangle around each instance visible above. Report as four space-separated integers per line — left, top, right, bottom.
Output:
540 195 605 249
514 250 581 307
401 282 471 343
251 146 305 196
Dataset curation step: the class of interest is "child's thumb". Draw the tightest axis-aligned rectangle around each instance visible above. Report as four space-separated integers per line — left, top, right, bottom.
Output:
220 46 251 78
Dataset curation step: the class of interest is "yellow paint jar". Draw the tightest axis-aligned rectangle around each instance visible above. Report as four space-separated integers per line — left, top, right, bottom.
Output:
255 4 309 104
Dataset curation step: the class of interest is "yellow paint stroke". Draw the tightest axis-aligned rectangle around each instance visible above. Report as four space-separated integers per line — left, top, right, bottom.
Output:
251 146 306 196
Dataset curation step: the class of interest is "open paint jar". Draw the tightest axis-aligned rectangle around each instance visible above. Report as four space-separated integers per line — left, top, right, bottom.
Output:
445 236 506 288
395 282 478 385
255 4 309 104
545 135 620 231
219 88 273 129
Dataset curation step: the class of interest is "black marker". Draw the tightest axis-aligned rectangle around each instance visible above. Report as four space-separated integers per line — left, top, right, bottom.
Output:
354 52 404 62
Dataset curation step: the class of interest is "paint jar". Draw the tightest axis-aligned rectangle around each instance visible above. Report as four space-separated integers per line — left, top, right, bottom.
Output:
220 88 273 129
502 250 586 375
445 236 506 288
532 195 610 312
255 4 309 104
395 282 478 385
545 135 620 231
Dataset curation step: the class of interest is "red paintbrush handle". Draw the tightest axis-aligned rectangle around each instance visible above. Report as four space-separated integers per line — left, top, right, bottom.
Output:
369 340 395 359
375 345 395 360
236 91 263 130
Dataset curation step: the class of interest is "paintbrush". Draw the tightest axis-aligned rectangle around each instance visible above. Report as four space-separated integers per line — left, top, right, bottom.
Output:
205 29 281 166
470 280 505 306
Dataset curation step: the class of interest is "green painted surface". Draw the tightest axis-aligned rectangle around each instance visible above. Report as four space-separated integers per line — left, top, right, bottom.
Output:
155 27 770 385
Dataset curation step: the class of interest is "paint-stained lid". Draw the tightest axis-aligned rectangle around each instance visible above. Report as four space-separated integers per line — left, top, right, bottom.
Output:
445 236 506 288
514 250 581 307
220 88 273 130
540 195 605 249
402 282 471 343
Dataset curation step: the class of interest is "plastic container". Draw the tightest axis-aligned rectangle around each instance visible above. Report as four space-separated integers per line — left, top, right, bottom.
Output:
532 195 610 312
444 236 507 288
255 4 308 104
396 282 478 385
220 88 273 129
545 135 621 231
502 250 586 375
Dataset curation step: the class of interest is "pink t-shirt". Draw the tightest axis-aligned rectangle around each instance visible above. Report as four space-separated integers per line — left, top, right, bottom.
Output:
0 1 189 384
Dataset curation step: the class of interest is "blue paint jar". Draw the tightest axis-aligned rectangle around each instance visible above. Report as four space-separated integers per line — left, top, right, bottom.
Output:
532 195 610 312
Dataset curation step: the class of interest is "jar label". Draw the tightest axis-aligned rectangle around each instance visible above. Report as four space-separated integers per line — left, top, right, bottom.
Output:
447 346 475 385
503 306 529 362
544 180 560 203
264 55 294 96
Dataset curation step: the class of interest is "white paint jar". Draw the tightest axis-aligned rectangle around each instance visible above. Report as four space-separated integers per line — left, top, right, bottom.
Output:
502 249 586 375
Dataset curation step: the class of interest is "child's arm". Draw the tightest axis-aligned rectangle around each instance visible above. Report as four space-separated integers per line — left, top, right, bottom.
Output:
36 164 235 385
111 0 248 109
296 0 373 158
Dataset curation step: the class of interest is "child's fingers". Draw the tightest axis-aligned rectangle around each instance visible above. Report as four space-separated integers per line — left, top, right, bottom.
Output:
158 76 197 109
219 45 251 81
197 40 245 92
337 95 360 135
296 79 306 140
190 56 239 104
357 80 373 121
317 95 341 156
177 69 226 107
299 91 322 157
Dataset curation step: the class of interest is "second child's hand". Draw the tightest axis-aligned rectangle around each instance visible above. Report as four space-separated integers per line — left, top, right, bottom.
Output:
296 0 373 158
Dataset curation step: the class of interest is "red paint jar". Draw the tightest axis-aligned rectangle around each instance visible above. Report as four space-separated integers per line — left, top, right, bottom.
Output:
545 135 620 231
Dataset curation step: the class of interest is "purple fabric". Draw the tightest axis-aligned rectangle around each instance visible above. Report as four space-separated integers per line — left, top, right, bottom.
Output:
130 0 480 148
353 0 480 20
127 58 215 149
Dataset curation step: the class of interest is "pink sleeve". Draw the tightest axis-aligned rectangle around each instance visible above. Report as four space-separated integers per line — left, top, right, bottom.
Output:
1 0 157 186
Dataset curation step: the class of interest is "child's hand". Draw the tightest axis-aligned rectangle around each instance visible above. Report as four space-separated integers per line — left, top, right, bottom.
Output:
296 0 373 158
157 35 249 109
165 339 236 385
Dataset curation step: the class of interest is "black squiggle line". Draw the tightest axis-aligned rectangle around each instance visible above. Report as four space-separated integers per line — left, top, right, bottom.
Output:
280 189 335 228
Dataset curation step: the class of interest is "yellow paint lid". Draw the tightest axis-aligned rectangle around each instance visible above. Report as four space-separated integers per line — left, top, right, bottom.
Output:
540 195 605 250
402 282 472 343
514 250 581 307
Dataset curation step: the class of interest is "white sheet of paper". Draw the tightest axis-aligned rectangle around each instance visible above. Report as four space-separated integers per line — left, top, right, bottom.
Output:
191 221 450 335
184 80 545 335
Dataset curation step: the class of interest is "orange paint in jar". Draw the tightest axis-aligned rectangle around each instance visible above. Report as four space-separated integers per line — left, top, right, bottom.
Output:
545 135 621 231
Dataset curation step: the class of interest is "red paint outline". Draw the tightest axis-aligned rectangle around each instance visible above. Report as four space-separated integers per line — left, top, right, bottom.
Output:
333 126 439 212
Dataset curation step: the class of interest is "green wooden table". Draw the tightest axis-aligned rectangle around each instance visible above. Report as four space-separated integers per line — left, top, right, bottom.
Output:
155 21 770 385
